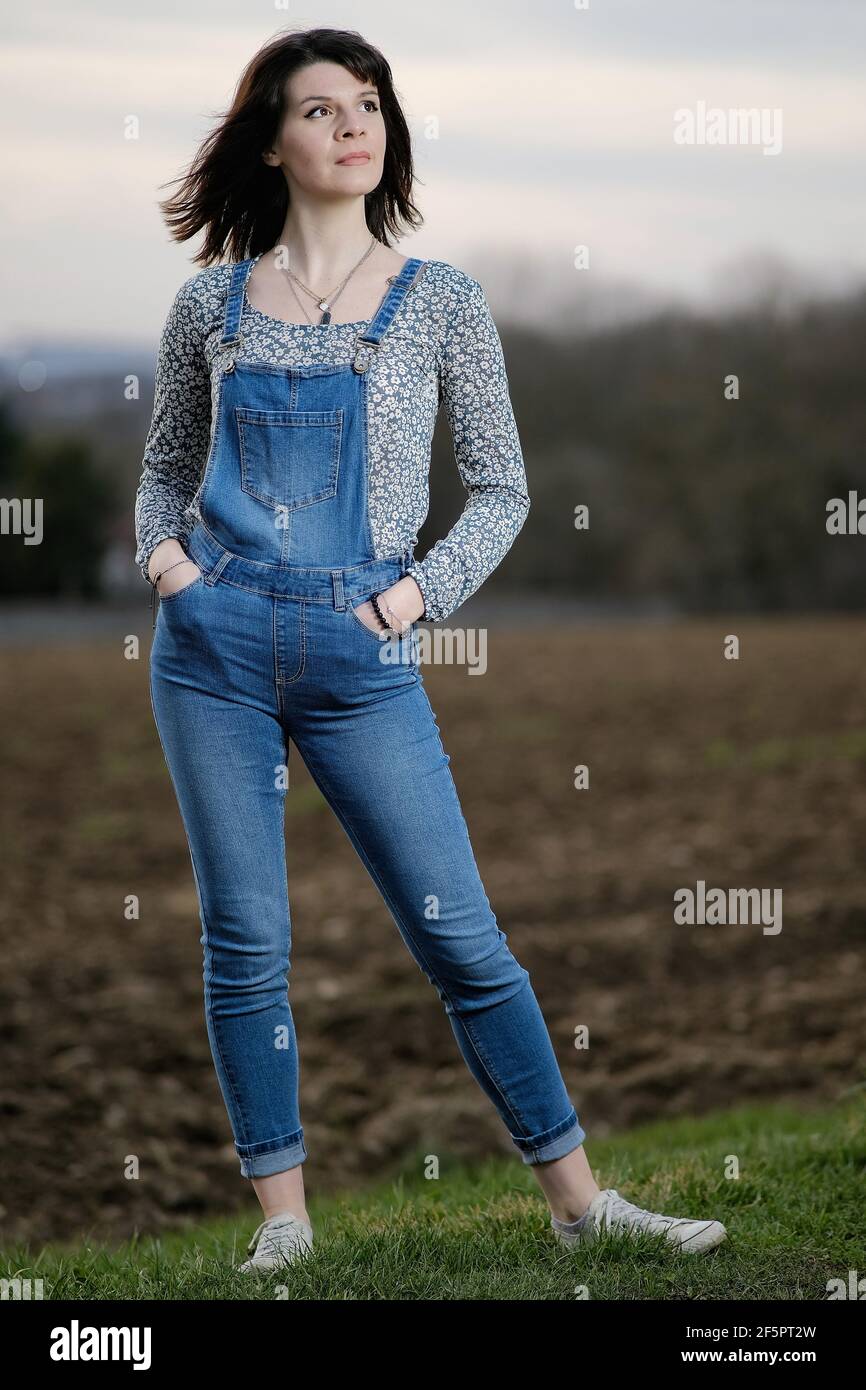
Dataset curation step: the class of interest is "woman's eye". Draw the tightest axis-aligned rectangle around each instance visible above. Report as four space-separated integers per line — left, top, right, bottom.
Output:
306 101 379 119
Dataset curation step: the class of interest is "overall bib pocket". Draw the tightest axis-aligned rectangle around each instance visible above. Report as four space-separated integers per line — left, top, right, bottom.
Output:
236 408 343 511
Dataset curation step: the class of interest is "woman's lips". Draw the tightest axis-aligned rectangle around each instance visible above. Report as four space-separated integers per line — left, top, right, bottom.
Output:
337 153 372 165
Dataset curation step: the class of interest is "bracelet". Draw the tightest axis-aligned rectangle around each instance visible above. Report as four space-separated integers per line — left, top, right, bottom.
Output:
383 600 411 635
370 594 411 636
152 558 193 586
149 557 196 632
369 594 392 632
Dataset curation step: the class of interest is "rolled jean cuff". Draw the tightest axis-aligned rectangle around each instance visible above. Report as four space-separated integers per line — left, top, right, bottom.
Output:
236 1128 307 1178
511 1108 586 1165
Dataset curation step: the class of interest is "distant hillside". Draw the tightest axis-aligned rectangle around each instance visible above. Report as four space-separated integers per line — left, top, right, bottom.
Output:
2 287 865 608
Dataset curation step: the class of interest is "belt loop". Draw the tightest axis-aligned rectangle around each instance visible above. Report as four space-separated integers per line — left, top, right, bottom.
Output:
207 551 231 585
332 570 345 610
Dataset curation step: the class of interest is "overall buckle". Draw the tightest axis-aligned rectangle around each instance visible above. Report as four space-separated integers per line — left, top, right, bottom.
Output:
352 339 378 374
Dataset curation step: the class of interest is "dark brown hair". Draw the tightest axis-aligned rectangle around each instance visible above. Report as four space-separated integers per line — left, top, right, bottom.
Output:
158 27 423 266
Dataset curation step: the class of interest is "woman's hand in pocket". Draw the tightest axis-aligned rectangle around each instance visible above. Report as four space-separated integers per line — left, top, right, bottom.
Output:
157 559 203 598
352 599 387 635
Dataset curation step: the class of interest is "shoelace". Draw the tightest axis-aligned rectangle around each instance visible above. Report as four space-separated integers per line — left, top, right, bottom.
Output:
247 1213 309 1255
603 1189 679 1232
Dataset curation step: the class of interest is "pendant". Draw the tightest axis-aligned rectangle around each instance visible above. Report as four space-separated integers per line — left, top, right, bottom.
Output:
319 308 332 324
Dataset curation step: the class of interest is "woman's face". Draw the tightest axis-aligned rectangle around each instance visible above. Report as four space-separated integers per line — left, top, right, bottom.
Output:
264 60 386 200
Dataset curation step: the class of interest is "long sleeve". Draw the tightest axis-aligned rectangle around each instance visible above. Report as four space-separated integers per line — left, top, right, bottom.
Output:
134 275 211 582
404 276 530 623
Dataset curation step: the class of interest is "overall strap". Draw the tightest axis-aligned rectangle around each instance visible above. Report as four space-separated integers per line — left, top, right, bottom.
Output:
353 258 428 373
221 257 258 347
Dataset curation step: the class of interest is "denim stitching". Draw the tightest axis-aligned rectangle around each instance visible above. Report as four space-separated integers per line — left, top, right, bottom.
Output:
194 367 227 517
360 373 375 559
290 747 530 1140
158 575 204 604
276 601 305 684
236 1127 305 1156
346 600 397 643
186 840 250 1146
236 409 342 511
149 666 249 1143
272 597 285 722
191 517 405 594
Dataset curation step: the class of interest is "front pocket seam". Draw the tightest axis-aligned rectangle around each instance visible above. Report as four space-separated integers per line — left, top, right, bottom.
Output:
159 575 204 604
348 601 415 646
347 601 389 642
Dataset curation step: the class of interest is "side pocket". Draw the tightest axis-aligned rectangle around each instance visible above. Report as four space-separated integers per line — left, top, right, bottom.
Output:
159 574 205 604
347 595 416 650
347 595 389 642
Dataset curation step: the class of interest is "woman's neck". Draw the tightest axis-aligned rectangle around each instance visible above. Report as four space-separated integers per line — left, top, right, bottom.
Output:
272 208 377 285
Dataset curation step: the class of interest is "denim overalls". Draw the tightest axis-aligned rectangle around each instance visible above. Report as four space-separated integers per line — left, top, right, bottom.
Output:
149 255 585 1178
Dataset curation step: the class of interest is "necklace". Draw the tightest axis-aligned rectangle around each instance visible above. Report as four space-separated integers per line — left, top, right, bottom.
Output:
281 234 378 324
282 276 316 326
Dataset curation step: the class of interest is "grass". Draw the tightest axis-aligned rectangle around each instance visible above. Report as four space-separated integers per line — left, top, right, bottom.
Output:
704 729 866 769
3 1096 863 1300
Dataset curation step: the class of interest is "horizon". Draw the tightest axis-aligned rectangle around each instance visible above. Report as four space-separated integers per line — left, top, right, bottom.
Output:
1 0 863 346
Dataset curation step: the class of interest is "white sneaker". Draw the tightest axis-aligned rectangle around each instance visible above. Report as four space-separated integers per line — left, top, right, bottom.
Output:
552 1187 727 1255
237 1211 314 1273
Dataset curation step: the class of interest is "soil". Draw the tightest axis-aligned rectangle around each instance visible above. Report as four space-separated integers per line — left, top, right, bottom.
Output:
1 615 864 1247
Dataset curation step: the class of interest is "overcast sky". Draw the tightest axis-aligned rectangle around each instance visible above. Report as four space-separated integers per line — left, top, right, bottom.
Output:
1 0 863 346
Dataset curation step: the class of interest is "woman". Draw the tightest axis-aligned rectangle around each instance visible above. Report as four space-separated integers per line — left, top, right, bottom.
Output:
136 26 727 1272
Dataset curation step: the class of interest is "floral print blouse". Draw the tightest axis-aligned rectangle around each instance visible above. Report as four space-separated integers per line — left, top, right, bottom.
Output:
134 258 530 623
